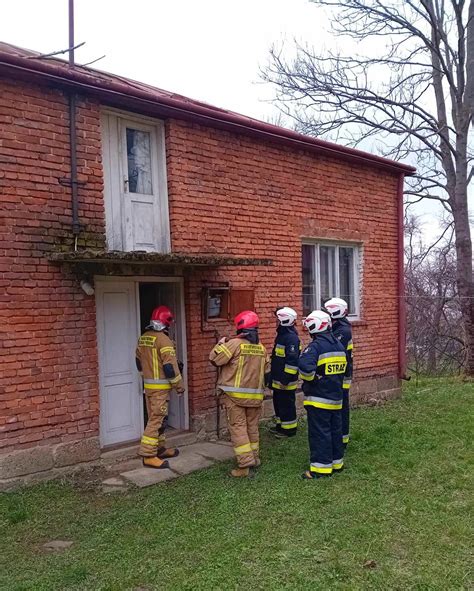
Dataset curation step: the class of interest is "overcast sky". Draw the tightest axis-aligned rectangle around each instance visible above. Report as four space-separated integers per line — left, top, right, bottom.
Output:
1 0 325 120
0 0 460 242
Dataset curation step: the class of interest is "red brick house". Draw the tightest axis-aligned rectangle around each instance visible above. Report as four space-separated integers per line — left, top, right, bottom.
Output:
0 42 414 487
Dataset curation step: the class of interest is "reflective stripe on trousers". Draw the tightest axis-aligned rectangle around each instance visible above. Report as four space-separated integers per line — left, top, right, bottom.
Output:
234 443 252 455
304 396 343 410
310 462 333 474
271 380 297 391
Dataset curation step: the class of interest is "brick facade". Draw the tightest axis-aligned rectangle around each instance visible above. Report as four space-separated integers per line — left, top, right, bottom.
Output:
0 72 402 484
166 118 400 420
0 78 104 462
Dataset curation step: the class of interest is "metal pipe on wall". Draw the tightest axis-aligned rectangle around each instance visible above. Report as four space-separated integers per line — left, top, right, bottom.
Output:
68 0 80 239
68 93 80 237
397 173 408 379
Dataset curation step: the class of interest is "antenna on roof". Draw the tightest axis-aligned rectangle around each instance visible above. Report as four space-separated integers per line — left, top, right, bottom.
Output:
68 0 75 66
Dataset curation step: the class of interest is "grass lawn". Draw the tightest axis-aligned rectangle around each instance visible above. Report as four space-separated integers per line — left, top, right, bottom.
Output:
0 378 472 591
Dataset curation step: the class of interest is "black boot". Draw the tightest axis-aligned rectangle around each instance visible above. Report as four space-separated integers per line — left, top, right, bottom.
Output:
274 429 296 439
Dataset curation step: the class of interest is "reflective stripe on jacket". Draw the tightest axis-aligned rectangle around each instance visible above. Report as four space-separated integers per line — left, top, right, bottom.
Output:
270 325 300 391
209 337 270 407
136 330 183 392
332 317 353 389
298 331 346 409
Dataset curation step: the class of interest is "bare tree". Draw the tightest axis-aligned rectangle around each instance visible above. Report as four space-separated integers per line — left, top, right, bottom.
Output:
468 0 474 120
263 0 474 375
405 215 465 375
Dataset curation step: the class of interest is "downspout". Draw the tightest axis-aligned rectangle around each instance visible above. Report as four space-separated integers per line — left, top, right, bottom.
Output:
397 173 408 380
68 93 80 240
68 0 81 244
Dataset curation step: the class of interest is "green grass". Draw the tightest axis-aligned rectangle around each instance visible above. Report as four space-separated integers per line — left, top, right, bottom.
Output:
0 377 472 591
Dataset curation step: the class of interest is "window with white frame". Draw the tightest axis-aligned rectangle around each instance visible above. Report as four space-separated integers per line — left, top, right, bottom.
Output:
302 242 361 317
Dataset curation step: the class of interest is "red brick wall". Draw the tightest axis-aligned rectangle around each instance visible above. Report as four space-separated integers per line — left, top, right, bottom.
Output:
165 119 400 416
0 76 400 452
0 78 104 452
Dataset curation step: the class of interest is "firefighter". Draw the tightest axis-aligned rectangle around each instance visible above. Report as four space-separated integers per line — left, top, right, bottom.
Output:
135 305 185 469
269 307 300 438
324 297 353 448
299 310 347 479
209 310 269 478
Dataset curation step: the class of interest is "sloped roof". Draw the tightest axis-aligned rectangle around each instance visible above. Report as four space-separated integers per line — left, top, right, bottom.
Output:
0 41 415 175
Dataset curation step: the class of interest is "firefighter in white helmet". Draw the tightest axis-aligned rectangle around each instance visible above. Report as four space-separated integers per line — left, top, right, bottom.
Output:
298 310 347 479
268 307 300 437
324 297 353 447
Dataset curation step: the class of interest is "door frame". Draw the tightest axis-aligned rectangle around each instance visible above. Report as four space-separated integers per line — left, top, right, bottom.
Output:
95 275 189 448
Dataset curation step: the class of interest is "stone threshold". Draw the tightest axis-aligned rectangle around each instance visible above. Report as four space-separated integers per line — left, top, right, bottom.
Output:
102 441 234 491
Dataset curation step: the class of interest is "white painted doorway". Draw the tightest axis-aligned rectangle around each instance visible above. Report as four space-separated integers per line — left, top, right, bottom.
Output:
96 277 188 448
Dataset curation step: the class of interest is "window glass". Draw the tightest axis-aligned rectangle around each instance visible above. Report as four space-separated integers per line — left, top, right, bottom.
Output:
301 243 359 317
339 247 355 313
302 245 316 315
126 128 152 194
319 245 336 307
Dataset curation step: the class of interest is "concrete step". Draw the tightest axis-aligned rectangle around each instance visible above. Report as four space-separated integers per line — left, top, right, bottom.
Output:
122 466 179 488
108 441 236 489
100 430 199 467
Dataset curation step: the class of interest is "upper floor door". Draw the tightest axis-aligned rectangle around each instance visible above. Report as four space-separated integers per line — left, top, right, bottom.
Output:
101 110 171 253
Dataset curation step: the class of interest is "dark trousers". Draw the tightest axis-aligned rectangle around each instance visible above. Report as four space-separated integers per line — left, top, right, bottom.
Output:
342 388 350 445
306 406 344 475
272 389 297 434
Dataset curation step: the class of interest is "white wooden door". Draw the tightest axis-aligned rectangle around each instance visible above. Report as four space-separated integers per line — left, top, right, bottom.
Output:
96 280 142 447
101 111 170 253
120 119 163 252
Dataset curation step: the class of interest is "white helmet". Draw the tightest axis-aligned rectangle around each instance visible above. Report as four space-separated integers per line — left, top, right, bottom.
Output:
324 297 348 319
302 310 331 334
276 306 297 326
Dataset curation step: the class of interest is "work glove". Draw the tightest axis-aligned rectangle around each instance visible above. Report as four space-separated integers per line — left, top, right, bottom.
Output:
176 386 185 396
264 372 272 388
178 361 184 372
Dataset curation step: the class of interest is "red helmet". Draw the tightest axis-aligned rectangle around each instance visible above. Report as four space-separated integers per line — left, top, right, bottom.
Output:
150 305 174 327
234 310 259 330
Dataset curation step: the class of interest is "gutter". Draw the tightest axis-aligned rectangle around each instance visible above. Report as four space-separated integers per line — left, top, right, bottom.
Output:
0 53 416 176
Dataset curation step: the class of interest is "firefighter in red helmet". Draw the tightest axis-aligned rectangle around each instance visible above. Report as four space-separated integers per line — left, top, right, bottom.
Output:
135 305 184 469
209 310 270 477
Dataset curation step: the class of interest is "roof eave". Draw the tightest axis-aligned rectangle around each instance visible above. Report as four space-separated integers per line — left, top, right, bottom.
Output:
0 50 416 176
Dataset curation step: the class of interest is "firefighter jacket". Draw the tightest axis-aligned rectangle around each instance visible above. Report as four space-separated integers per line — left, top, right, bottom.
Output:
270 325 301 391
209 336 270 407
332 317 353 391
136 330 183 392
298 331 347 410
